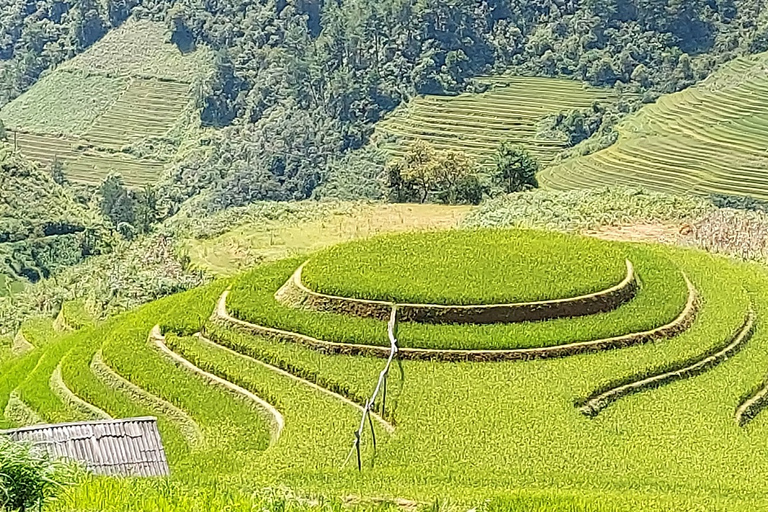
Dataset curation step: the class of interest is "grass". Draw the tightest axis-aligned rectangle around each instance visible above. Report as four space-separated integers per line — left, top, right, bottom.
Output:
227 245 689 350
0 72 128 136
82 79 192 152
464 188 714 232
4 228 768 510
376 76 617 167
0 19 211 187
177 202 472 277
59 300 96 330
302 230 627 305
59 19 213 82
539 50 768 200
20 317 59 347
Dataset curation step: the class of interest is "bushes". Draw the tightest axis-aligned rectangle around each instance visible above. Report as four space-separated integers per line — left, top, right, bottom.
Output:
0 437 77 511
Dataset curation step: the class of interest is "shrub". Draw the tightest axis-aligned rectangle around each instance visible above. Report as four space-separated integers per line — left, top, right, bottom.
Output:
0 437 77 511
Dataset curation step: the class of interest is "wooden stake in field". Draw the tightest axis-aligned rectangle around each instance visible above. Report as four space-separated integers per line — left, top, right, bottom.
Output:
344 305 399 471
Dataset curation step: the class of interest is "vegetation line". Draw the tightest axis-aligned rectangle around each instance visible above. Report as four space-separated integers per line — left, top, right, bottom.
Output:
50 363 111 421
580 307 756 418
219 275 696 361
281 259 637 324
193 333 393 434
90 351 204 448
148 325 284 445
52 309 73 333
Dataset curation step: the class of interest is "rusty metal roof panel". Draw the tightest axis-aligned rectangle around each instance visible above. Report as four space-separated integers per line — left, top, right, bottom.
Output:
0 417 169 477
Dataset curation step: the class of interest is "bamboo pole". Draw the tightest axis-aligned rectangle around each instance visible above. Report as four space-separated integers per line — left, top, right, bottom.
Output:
344 305 399 470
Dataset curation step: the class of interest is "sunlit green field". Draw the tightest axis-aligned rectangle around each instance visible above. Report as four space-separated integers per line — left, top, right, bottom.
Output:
540 50 768 199
0 19 211 187
376 76 617 167
3 227 768 511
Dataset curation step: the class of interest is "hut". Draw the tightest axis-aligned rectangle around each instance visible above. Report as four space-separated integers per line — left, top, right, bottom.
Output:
1 417 169 477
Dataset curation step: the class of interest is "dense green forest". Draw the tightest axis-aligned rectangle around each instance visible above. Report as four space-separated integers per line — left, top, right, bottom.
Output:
3 0 768 215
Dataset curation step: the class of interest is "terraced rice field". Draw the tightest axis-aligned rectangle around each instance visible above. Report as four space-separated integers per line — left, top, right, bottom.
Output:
4 228 768 509
539 51 768 199
0 20 210 187
377 76 617 166
82 80 192 151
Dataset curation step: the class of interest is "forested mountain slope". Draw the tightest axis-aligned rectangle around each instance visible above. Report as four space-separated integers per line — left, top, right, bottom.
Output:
5 0 766 213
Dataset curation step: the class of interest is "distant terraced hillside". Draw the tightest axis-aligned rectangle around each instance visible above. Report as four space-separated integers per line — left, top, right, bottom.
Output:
376 76 618 166
539 52 768 199
1 20 212 187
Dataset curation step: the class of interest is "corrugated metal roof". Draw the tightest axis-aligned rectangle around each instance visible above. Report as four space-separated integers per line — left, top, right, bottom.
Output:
0 417 169 477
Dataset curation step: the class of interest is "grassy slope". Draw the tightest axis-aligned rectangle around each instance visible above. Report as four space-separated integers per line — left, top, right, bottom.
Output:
59 20 212 82
302 229 627 304
539 51 768 199
0 227 765 510
0 148 97 285
0 73 128 136
0 19 212 187
177 202 473 277
375 76 617 167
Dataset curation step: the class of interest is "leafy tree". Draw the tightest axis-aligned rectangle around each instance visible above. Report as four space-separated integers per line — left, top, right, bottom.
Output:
50 157 66 185
133 185 158 234
98 173 134 230
492 142 539 194
71 0 107 50
398 140 439 203
385 140 483 204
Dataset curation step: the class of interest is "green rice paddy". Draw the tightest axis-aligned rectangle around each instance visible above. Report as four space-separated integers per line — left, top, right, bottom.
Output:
539 50 768 199
376 76 617 167
1 228 767 510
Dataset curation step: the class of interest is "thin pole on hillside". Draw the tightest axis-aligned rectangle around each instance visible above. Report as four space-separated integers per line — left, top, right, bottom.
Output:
343 305 399 471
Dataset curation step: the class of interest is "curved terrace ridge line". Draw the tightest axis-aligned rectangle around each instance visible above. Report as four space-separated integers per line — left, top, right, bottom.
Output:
11 330 33 356
735 382 768 427
50 363 111 421
90 351 204 448
277 259 638 324
148 325 284 445
580 306 756 418
193 333 394 434
4 391 43 426
217 274 696 362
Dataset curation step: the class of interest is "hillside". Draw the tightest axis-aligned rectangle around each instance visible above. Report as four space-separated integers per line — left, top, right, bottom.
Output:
0 20 212 188
539 51 768 198
0 222 767 511
376 76 619 167
0 147 99 292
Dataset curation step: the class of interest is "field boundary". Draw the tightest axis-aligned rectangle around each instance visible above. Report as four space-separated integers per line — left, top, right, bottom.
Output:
149 325 284 445
194 333 394 434
580 306 756 417
90 350 204 448
278 260 637 324
4 391 42 426
220 274 696 361
11 331 33 356
50 363 111 420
